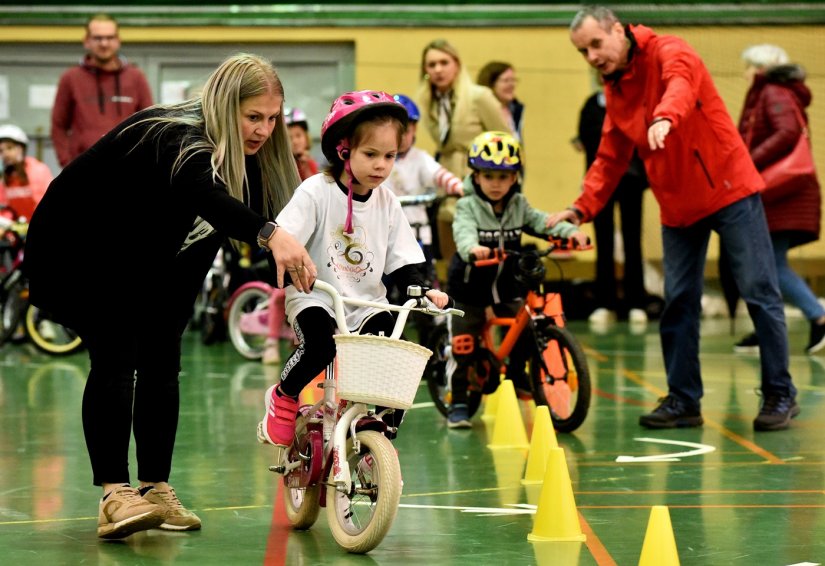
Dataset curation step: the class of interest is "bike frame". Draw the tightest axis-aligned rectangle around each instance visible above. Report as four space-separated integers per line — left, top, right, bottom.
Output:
275 280 462 497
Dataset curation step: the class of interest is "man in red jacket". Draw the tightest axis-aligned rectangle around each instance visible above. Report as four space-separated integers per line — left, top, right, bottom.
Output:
51 13 153 168
549 6 799 431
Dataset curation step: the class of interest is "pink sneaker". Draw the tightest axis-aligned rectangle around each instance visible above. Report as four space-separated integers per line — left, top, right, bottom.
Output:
259 385 298 446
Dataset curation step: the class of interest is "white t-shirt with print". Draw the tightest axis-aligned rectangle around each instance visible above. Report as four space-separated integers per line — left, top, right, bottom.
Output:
385 147 441 245
276 173 425 331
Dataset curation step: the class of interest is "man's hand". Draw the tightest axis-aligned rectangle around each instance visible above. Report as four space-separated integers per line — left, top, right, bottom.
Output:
648 118 672 150
470 245 491 260
270 228 317 292
547 209 579 228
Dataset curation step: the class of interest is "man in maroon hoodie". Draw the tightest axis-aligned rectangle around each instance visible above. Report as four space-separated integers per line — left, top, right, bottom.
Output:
51 13 153 168
550 6 799 431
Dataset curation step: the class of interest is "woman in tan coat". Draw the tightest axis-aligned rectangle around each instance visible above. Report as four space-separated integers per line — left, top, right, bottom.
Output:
416 39 509 260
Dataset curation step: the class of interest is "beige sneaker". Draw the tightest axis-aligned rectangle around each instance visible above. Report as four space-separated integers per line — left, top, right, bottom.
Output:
142 487 202 531
98 485 165 539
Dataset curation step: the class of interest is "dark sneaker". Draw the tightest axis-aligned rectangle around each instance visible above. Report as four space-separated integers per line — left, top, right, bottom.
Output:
447 404 472 429
639 395 703 429
806 321 825 354
733 333 759 354
753 392 800 431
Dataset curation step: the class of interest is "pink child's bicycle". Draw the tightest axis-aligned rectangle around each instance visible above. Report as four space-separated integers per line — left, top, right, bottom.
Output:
262 280 463 554
226 282 294 360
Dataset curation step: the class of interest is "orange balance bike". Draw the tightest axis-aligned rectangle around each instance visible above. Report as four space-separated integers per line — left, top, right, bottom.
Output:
425 241 591 432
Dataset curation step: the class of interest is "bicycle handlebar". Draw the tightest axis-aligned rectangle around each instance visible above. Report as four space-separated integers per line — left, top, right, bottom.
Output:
312 279 464 340
396 194 439 207
471 237 592 267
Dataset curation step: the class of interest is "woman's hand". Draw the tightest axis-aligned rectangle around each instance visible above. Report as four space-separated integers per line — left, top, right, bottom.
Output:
270 228 316 292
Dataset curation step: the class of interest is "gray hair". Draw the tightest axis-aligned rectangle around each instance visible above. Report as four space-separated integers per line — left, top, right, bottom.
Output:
570 6 619 32
741 44 790 70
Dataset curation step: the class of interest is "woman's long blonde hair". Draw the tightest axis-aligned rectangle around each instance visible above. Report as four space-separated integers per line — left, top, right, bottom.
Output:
126 53 300 219
415 39 475 149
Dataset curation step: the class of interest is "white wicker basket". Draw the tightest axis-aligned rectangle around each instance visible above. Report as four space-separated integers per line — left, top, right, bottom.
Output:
334 333 433 409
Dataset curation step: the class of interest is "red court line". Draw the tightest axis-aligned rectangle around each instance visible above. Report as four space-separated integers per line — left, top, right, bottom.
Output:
263 483 289 566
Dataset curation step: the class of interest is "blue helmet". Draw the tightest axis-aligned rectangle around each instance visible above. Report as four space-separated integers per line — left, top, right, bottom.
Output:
392 94 420 122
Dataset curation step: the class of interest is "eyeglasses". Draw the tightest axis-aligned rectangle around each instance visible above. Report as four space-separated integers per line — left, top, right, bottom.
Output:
89 35 118 43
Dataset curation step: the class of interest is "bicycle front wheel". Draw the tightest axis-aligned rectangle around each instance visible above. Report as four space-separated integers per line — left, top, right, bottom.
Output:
25 305 83 356
530 325 591 433
226 286 269 359
326 430 402 554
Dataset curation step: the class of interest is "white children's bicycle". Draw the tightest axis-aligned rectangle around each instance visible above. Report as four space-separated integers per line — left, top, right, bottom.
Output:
258 279 462 554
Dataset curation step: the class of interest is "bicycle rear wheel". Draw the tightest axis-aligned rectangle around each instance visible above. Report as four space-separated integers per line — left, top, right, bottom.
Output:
326 430 401 554
25 305 83 355
530 325 591 433
227 286 269 359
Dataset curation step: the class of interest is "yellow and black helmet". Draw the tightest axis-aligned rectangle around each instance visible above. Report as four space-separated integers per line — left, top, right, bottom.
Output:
467 131 521 172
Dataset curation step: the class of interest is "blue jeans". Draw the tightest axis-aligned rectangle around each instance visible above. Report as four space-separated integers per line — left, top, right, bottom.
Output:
660 194 795 409
772 233 825 322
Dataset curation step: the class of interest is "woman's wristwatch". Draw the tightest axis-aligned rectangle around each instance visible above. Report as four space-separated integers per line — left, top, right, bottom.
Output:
257 221 279 249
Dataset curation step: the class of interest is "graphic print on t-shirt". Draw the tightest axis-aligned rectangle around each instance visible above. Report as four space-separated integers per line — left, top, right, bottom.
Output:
327 224 374 283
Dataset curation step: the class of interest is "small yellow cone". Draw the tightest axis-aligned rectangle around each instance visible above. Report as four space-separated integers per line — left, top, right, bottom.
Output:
528 447 586 542
487 380 529 449
522 405 558 484
481 384 501 421
638 506 680 566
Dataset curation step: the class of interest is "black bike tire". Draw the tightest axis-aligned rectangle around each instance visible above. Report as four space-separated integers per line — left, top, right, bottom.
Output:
530 324 591 433
0 278 27 345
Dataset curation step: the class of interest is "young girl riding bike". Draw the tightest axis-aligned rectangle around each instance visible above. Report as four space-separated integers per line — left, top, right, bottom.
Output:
259 90 450 447
446 131 589 428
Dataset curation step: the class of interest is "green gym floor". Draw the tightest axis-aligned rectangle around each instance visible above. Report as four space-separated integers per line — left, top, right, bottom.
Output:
2 316 824 565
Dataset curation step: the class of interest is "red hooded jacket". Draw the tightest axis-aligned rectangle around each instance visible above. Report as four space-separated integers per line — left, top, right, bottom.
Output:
574 25 764 228
51 55 153 167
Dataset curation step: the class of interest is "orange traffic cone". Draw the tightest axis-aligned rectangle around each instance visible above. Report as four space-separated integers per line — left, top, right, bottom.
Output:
638 506 680 565
527 447 586 542
522 405 558 484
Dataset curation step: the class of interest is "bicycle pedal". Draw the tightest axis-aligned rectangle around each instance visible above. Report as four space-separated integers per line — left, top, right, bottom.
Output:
268 465 286 474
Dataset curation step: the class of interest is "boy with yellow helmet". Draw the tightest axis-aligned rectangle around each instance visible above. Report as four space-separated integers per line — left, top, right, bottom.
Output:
445 131 588 427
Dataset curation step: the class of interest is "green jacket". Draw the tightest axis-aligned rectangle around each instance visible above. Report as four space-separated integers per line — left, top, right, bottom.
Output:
447 177 579 306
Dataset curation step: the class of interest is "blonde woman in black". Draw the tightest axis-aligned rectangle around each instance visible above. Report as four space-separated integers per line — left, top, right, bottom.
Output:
25 53 315 539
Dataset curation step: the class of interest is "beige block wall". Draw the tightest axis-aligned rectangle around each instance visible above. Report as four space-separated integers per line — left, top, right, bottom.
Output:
7 23 824 270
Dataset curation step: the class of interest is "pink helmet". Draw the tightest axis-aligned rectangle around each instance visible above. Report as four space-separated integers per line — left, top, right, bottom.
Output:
320 90 408 233
320 90 408 163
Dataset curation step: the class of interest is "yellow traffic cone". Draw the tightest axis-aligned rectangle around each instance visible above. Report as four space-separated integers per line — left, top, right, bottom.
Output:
527 447 586 542
532 541 583 566
521 405 558 484
638 506 680 566
481 384 500 421
487 380 529 449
